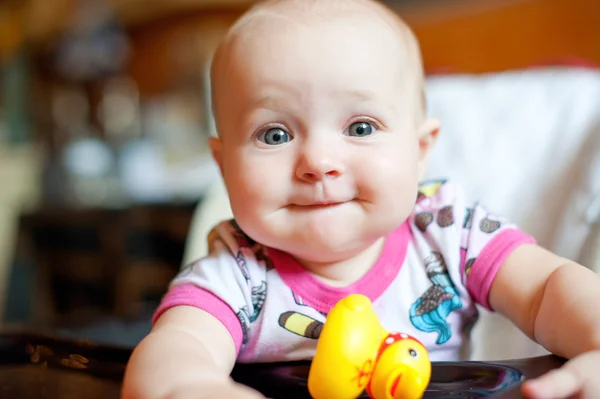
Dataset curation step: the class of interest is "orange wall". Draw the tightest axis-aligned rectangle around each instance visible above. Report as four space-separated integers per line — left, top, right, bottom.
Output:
125 0 600 97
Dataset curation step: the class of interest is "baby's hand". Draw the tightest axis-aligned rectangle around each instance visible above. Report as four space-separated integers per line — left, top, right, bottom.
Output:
165 379 266 399
521 350 600 399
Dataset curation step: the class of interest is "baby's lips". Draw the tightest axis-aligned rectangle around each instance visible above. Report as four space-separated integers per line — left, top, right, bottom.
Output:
291 198 350 206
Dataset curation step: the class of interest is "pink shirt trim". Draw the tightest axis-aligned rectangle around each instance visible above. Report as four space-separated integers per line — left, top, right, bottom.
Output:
267 221 412 314
467 229 536 311
152 284 243 354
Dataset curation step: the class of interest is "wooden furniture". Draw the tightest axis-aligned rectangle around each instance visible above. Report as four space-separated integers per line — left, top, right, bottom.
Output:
15 203 196 327
8 0 598 91
120 0 600 96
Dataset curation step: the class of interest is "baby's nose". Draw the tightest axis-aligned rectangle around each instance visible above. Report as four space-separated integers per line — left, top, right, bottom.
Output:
295 147 345 183
298 166 342 183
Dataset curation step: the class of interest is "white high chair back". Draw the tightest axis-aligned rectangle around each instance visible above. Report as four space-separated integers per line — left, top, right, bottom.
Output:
425 67 600 360
183 67 600 361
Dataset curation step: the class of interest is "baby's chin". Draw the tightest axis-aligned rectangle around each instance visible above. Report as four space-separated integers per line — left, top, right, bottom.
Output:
248 216 399 263
280 236 368 263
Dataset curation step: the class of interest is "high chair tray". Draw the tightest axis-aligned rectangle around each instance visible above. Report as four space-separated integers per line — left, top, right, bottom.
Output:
0 330 128 399
0 330 565 398
231 354 565 398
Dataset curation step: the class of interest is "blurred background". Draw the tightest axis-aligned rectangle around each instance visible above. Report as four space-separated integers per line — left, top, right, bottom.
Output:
0 0 598 353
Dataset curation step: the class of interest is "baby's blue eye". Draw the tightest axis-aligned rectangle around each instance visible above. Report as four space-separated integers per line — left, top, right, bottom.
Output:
347 122 375 137
258 128 291 145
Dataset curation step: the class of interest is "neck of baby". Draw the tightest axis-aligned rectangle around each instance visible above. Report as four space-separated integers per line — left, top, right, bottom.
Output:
293 237 387 287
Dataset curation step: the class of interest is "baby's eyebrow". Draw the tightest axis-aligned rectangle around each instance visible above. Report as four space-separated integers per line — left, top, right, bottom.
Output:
233 92 292 127
247 95 282 110
243 84 301 109
337 88 394 105
339 89 400 114
343 88 379 102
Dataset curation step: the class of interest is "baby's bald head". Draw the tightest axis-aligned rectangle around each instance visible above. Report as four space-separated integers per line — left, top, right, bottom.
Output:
210 0 426 133
206 1 440 257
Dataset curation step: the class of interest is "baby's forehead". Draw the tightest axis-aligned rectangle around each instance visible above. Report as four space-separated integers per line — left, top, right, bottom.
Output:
215 0 421 76
210 0 425 125
236 1 410 41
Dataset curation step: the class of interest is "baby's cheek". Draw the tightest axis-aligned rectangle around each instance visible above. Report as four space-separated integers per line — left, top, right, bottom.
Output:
226 159 289 223
360 148 418 189
240 168 286 203
360 153 418 216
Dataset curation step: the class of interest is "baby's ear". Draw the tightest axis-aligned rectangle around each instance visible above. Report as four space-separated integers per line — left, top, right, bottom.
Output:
209 136 224 175
417 117 440 179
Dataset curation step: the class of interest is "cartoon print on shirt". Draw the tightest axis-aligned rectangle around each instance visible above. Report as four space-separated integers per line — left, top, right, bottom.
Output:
229 220 275 272
437 206 455 228
278 311 324 339
290 291 325 316
243 281 267 323
463 208 474 229
409 252 463 345
459 246 477 285
464 258 475 279
256 245 275 272
252 281 267 314
413 179 449 232
480 216 502 234
292 291 310 307
205 222 252 282
415 212 434 232
234 251 252 283
236 311 250 345
236 281 268 346
278 290 327 339
416 178 447 204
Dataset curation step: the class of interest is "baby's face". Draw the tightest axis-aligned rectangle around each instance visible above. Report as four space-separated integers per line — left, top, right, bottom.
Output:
211 5 432 263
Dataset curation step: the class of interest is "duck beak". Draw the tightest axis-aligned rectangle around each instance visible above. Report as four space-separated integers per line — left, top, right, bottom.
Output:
387 366 428 399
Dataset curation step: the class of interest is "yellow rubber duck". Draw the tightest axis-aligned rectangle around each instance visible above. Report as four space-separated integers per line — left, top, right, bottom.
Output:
308 294 431 399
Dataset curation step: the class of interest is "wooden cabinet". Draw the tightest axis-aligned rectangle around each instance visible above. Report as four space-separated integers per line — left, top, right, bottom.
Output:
15 203 197 327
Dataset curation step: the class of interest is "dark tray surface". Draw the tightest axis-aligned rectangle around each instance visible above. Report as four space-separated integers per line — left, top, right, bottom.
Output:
0 330 566 399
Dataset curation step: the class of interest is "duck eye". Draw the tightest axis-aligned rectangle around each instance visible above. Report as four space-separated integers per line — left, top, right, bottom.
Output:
409 348 418 358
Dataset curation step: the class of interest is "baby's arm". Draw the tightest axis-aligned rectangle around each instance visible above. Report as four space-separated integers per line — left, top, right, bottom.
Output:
489 243 600 397
490 244 600 358
122 306 263 399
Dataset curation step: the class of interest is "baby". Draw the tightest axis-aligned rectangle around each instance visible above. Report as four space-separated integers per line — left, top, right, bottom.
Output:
122 0 600 398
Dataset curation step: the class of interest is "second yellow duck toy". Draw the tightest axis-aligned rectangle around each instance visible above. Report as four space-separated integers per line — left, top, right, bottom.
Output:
308 294 431 399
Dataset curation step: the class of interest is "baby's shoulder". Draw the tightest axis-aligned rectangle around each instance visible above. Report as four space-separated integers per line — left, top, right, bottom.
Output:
208 219 260 250
206 219 275 269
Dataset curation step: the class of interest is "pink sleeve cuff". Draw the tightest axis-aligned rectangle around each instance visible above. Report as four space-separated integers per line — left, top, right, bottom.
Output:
152 284 244 354
467 228 536 311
